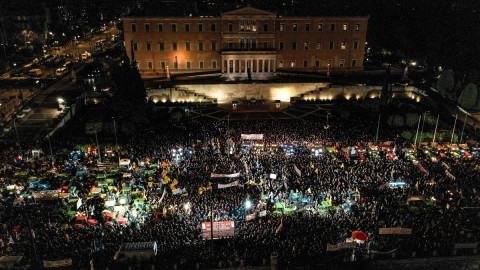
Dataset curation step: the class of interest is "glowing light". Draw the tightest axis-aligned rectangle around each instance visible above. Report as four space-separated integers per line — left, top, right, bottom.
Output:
245 200 252 209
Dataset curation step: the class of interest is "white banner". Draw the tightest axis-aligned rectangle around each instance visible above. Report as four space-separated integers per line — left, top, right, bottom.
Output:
76 198 82 210
172 188 186 195
454 243 478 249
32 190 61 200
158 189 167 206
217 181 242 189
43 259 73 268
211 172 240 178
379 227 412 235
294 165 301 177
241 134 264 140
326 242 356 251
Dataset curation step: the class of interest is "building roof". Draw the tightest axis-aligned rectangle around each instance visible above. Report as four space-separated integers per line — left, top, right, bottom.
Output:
222 5 275 16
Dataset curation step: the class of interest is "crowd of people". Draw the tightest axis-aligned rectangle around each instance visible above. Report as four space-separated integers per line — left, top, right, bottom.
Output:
0 116 479 269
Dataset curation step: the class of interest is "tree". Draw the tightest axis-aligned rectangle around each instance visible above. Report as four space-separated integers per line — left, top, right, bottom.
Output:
401 131 413 141
436 69 454 96
458 83 478 109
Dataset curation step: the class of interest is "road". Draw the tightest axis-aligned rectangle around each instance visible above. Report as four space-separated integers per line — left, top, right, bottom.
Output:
51 27 120 57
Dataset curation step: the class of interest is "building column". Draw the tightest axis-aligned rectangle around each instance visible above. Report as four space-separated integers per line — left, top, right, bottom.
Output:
273 60 276 73
268 59 271 73
256 59 259 73
243 60 247 73
222 57 225 74
249 60 253 73
233 59 236 73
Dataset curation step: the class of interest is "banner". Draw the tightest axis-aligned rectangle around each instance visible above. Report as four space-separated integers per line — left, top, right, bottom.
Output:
217 181 242 189
326 242 356 251
246 214 255 221
172 188 186 195
76 198 82 210
241 134 264 140
454 243 478 249
445 170 456 180
259 210 267 217
211 172 240 178
32 190 61 200
43 259 73 268
294 165 301 177
379 227 412 235
157 189 167 206
201 221 235 239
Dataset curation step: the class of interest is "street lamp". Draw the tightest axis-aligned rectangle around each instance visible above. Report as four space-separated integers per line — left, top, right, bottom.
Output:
327 63 331 78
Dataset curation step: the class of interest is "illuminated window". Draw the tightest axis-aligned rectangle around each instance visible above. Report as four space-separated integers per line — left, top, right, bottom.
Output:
340 59 345 67
328 59 333 66
279 60 284 68
316 42 321 49
304 41 309 50
240 21 245 31
280 24 285 31
293 24 297 31
343 24 347 31
291 60 296 67
355 24 360 31
318 23 323 31
341 41 346 50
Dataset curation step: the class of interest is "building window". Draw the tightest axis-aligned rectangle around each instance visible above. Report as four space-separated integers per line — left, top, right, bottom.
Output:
148 61 153 69
292 41 297 50
352 59 357 67
158 24 163 32
293 24 298 31
315 60 320 67
240 20 245 31
291 60 296 67
353 41 359 50
145 24 150 32
228 42 234 49
316 42 321 49
264 24 268 32
280 24 285 31
303 60 308 67
211 41 216 51
146 42 151 51
161 61 166 69
131 23 136 32
211 24 216 31
159 42 164 51
306 23 310 31
341 41 346 50
343 24 348 31
328 59 333 67
186 42 190 51
263 42 268 49
185 24 190 32
279 60 284 68
355 24 360 31
198 23 203 32
186 61 191 69
252 21 257 32
212 60 217 69
174 61 178 69
279 41 284 50
133 42 138 51
199 42 204 51
228 23 233 32
199 61 204 69
172 42 177 51
304 41 309 50
329 41 334 50
318 23 323 31
171 23 177 32
339 59 345 67
330 24 335 31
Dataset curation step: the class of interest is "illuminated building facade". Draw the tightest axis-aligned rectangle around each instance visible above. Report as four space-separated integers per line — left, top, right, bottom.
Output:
123 6 368 78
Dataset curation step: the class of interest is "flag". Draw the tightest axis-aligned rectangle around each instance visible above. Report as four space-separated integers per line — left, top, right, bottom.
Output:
9 236 14 244
31 230 35 238
181 193 188 197
315 168 318 174
208 211 211 217
163 207 167 215
341 163 344 168
310 162 314 169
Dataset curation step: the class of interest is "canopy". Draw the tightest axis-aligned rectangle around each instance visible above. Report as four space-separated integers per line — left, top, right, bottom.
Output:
352 231 368 241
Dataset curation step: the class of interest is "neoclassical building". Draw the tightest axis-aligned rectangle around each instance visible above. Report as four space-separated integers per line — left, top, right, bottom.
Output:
123 6 368 78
